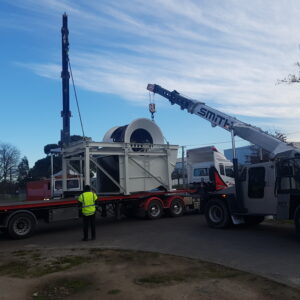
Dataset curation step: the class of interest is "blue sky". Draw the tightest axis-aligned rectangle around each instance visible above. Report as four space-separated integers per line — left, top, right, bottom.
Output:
1 0 300 167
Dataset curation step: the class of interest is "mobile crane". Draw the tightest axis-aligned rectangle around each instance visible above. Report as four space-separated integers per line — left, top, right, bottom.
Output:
147 83 300 235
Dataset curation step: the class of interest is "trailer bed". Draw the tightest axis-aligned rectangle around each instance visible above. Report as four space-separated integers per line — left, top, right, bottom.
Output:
0 189 200 239
0 198 78 211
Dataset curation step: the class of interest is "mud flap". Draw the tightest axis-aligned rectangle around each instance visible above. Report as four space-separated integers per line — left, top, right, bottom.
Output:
209 167 227 190
231 215 245 225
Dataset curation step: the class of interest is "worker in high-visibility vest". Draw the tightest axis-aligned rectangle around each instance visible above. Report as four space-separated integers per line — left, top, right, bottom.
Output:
78 185 98 241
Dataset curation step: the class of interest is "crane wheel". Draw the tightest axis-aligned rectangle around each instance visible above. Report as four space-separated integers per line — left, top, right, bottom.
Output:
204 199 231 228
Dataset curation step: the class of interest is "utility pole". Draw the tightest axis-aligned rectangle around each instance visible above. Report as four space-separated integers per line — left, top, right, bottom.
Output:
61 13 71 147
181 146 186 187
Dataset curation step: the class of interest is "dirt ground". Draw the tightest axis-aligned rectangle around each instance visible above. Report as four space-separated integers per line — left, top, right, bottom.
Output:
0 247 300 300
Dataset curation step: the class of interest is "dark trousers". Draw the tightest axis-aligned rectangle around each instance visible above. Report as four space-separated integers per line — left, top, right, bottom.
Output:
82 214 96 240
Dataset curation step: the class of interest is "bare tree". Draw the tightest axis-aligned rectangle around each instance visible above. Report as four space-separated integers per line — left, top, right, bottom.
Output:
277 53 300 84
246 131 287 164
0 142 20 182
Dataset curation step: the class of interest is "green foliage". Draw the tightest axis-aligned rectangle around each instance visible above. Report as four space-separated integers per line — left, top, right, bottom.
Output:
17 156 30 189
29 156 62 181
30 135 89 180
246 131 287 164
44 144 59 155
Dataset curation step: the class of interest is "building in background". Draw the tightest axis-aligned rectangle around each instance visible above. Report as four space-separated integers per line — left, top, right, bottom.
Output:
224 145 262 165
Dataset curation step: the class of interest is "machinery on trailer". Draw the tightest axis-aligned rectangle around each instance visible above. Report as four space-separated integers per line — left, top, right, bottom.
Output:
0 15 201 239
147 83 300 236
0 117 199 239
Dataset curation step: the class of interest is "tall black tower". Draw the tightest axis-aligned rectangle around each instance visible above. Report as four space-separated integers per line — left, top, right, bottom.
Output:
60 13 71 147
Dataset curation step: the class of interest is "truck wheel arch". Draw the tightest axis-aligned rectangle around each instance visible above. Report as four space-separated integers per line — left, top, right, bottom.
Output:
4 210 37 227
5 210 38 239
143 197 164 219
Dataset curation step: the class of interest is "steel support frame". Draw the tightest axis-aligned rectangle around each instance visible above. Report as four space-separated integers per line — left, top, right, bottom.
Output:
61 140 177 195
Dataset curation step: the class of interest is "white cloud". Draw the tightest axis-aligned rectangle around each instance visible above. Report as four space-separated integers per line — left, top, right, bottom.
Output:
6 0 300 136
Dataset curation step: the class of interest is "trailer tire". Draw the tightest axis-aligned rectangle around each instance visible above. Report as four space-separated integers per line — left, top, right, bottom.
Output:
147 199 163 220
169 198 184 217
205 199 231 228
7 213 36 239
294 206 300 236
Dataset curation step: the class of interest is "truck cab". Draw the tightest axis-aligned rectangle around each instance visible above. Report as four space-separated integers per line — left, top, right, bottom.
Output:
187 146 234 187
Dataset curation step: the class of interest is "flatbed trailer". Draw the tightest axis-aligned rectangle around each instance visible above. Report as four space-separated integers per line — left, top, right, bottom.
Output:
0 190 200 239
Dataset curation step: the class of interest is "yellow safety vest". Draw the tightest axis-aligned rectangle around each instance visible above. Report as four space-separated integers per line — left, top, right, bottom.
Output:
78 191 98 216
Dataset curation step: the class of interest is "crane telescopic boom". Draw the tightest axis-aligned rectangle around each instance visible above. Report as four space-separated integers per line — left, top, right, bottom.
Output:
147 84 299 158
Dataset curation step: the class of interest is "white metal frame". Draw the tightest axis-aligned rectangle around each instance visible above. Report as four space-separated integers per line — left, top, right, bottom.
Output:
61 140 178 195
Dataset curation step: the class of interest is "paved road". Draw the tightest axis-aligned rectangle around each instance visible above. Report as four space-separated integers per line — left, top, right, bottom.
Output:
1 214 300 288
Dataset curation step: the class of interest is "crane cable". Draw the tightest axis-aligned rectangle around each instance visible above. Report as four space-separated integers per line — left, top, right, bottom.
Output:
148 91 171 144
148 91 156 121
68 59 86 139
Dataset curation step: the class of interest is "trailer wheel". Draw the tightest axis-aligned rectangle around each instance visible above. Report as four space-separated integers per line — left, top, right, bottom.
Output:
294 206 300 236
147 199 163 219
205 199 231 228
7 213 36 239
169 198 184 217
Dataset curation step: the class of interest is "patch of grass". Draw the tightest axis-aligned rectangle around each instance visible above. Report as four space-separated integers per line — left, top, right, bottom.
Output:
12 250 30 257
32 278 91 300
31 253 42 260
198 262 242 279
0 255 92 278
135 264 243 288
31 255 92 277
136 272 188 286
89 249 163 266
107 289 121 295
0 261 29 278
266 219 294 225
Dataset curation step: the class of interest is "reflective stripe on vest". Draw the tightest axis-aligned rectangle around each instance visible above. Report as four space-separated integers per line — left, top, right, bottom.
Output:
79 192 97 216
82 204 96 208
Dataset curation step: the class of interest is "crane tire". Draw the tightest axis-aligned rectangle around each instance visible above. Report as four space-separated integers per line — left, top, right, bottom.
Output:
8 213 36 239
205 199 231 229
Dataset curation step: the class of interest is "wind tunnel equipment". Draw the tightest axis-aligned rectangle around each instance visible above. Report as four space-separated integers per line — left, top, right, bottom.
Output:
94 118 178 194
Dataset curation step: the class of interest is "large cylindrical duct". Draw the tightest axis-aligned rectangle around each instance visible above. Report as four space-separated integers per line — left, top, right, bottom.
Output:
103 118 164 145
